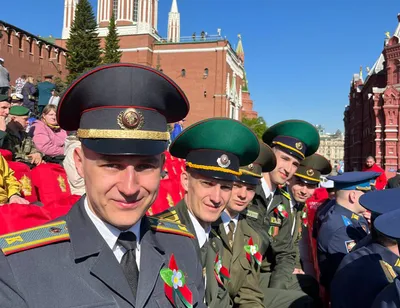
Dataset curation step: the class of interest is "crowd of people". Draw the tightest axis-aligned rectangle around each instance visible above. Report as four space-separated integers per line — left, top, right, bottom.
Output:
0 62 398 308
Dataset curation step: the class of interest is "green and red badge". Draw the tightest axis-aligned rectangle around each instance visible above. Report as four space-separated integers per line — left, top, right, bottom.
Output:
274 204 289 218
214 253 230 285
301 205 308 227
160 254 193 308
244 237 262 265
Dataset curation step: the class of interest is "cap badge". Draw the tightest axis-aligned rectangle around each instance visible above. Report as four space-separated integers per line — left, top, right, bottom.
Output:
117 108 144 130
306 169 315 176
248 163 254 170
295 142 303 150
217 154 231 168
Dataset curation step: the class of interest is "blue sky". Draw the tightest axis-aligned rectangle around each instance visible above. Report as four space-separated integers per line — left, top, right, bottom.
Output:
1 0 399 132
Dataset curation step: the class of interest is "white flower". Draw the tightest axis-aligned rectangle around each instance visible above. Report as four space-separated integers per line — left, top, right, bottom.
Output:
171 269 183 289
250 245 257 255
216 260 222 272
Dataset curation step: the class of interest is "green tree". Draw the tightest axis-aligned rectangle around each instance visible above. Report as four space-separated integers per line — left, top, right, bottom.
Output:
66 0 101 84
53 77 68 93
102 13 122 64
242 116 268 139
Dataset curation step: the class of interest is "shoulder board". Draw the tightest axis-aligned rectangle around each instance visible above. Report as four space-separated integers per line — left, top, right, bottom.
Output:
280 188 291 200
0 221 69 256
152 209 181 223
148 217 195 239
379 260 397 282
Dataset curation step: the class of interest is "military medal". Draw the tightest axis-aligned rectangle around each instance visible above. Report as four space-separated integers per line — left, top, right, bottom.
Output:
274 204 289 218
214 253 230 286
160 254 193 308
244 237 262 265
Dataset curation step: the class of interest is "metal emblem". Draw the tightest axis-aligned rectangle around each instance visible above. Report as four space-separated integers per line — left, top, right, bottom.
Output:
49 227 61 234
117 108 144 130
248 163 254 170
306 169 315 176
217 154 231 168
295 142 303 150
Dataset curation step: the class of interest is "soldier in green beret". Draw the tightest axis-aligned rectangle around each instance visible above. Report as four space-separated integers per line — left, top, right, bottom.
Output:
243 120 320 308
286 154 332 304
3 106 43 167
212 141 276 307
155 117 260 308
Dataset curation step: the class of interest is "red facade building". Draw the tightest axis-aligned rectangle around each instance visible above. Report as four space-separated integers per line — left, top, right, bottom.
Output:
344 14 400 176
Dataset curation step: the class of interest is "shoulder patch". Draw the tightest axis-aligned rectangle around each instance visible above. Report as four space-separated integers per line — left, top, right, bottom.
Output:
148 217 195 239
152 209 180 223
0 221 69 256
341 215 352 227
280 188 291 200
344 240 356 253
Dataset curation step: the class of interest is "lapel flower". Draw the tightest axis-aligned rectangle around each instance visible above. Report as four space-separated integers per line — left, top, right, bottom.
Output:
244 237 262 265
214 253 230 286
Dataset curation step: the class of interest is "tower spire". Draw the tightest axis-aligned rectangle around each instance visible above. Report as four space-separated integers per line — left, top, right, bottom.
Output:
168 0 180 42
62 0 79 40
236 34 244 63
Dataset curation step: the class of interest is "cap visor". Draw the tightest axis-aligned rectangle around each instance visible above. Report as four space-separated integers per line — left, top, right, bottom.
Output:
237 174 260 186
82 139 168 156
187 168 238 182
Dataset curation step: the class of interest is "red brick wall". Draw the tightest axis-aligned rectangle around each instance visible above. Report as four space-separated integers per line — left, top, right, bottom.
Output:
0 25 67 86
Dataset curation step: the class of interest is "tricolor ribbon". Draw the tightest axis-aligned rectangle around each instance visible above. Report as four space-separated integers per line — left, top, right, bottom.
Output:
160 254 193 308
214 253 230 286
301 205 308 227
274 204 289 218
244 237 262 265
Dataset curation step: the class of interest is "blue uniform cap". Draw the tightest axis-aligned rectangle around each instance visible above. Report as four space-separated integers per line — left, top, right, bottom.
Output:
359 188 400 215
327 171 381 191
373 208 400 239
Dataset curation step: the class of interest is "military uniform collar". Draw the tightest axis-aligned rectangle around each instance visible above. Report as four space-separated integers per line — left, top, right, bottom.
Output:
187 207 210 248
334 203 361 221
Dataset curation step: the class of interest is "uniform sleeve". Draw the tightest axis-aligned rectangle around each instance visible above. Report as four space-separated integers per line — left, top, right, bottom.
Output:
269 216 296 289
233 236 264 308
0 156 21 199
371 279 400 308
0 252 28 308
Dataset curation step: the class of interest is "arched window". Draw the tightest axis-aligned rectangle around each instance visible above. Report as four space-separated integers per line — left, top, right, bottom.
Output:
133 0 139 22
181 69 186 77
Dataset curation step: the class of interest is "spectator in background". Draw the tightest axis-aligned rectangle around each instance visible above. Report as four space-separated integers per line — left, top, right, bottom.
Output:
386 169 400 189
170 119 185 141
37 75 55 115
9 93 24 107
14 75 26 95
30 104 67 164
0 58 10 95
48 89 60 106
62 131 85 196
362 156 387 190
0 94 11 147
21 76 37 114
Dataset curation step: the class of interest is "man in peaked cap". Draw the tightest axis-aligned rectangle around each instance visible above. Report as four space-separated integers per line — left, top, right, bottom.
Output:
154 117 260 308
370 208 400 308
211 140 276 307
317 171 380 290
331 188 400 308
0 63 206 308
242 119 319 307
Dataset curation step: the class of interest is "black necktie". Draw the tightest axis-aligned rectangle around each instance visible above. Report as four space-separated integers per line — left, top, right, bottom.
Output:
118 231 139 298
227 220 235 247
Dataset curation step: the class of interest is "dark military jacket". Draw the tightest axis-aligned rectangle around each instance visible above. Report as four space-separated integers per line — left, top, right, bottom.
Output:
371 278 400 308
155 200 233 308
317 203 369 288
0 198 206 308
331 242 400 308
243 184 296 289
288 198 306 269
213 215 264 307
4 122 40 163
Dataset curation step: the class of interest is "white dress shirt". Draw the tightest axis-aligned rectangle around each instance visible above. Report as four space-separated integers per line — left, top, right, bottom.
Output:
289 190 297 236
221 211 238 240
84 198 141 269
188 210 210 248
261 177 276 211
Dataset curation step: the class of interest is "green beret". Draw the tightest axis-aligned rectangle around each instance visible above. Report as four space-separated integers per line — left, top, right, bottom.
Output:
0 94 9 103
294 154 332 185
10 106 30 116
170 118 260 181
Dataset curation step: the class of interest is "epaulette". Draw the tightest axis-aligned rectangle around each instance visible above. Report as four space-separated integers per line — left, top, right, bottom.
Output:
280 188 291 200
148 217 195 239
0 221 69 256
380 260 397 283
153 209 181 223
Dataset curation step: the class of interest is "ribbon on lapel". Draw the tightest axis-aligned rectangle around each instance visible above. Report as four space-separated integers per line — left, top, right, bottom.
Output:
160 254 193 308
214 253 230 286
244 237 262 265
274 204 289 218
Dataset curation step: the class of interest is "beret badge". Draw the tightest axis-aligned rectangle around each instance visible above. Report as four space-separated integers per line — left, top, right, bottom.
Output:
117 108 144 130
295 142 303 150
